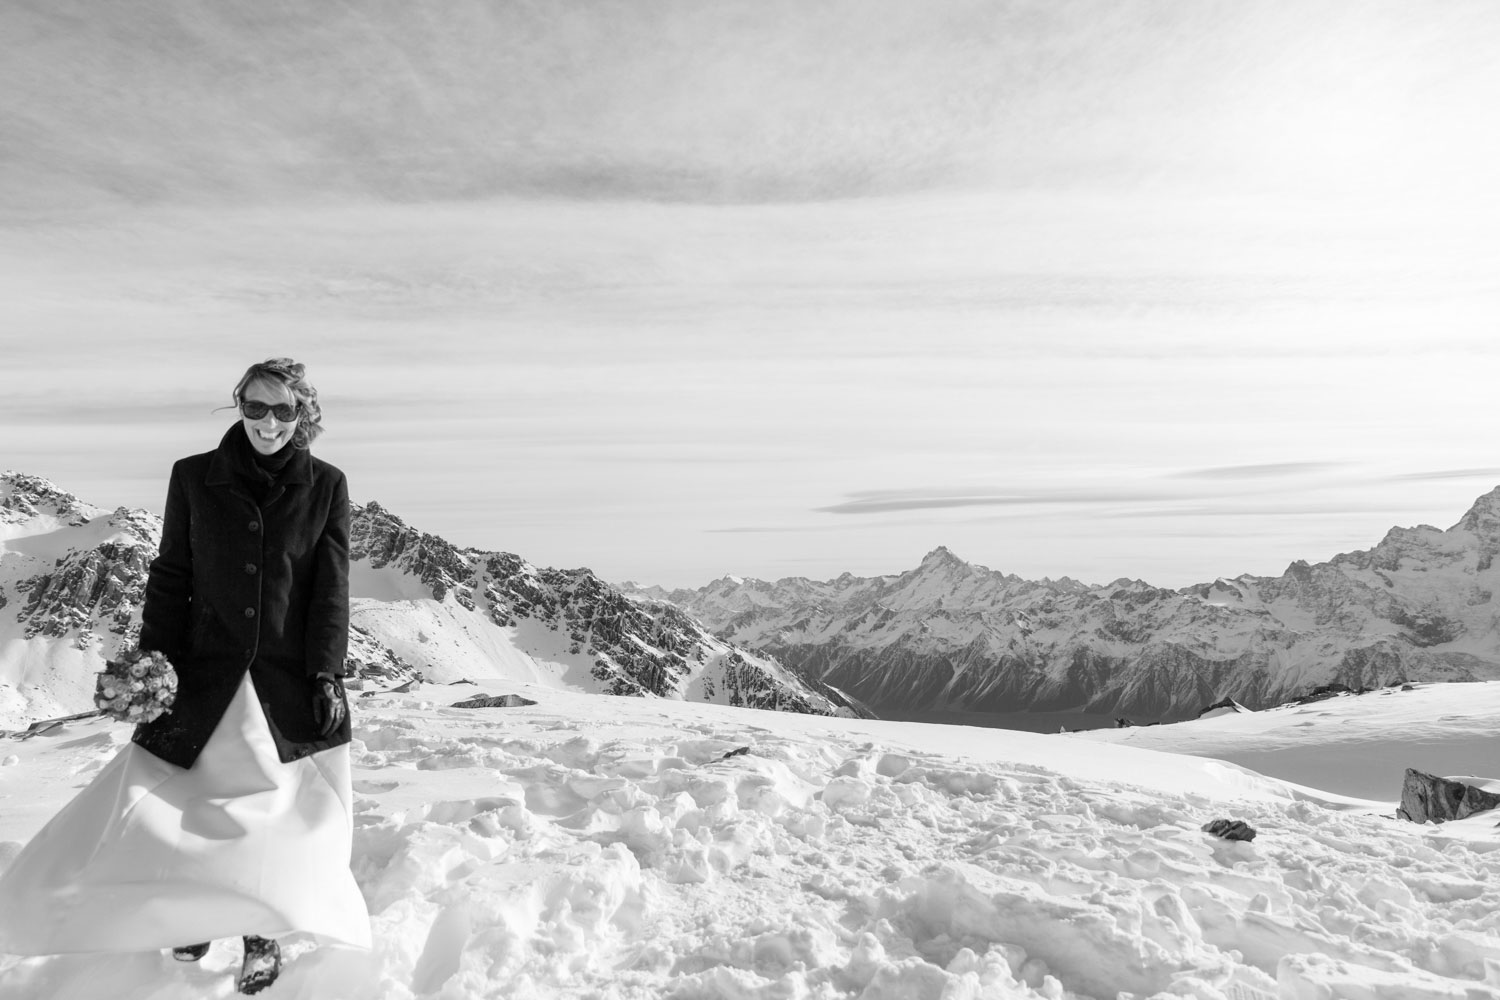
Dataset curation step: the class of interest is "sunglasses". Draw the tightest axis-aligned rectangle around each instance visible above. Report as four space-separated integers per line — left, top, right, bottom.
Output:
240 400 301 421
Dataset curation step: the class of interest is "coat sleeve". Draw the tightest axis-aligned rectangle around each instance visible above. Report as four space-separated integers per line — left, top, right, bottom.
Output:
305 470 351 677
138 460 193 660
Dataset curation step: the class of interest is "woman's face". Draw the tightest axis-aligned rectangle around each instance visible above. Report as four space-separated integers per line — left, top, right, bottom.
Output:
240 379 300 455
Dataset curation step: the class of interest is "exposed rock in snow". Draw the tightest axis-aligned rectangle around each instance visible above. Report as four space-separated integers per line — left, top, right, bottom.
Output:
1396 769 1500 825
1198 697 1252 720
1201 818 1257 841
451 693 537 709
637 489 1500 720
0 473 100 529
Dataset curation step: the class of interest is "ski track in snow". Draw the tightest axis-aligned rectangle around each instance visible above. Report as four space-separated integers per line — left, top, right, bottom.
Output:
1 684 1499 1000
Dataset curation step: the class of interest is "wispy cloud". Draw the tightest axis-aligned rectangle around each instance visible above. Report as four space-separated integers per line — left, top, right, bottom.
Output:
817 489 1168 515
1171 462 1343 480
707 525 838 534
0 399 223 426
1391 468 1500 482
1100 502 1417 519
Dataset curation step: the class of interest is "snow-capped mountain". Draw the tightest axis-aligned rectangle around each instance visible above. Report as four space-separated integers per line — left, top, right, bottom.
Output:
0 472 856 728
630 489 1500 721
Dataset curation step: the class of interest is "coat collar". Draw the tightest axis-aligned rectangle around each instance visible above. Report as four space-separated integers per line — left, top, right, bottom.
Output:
205 423 313 488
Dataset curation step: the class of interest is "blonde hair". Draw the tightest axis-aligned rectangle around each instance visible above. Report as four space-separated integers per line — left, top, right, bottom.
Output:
231 358 325 449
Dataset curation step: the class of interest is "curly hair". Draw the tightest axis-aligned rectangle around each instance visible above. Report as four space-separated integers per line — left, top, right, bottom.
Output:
231 358 325 449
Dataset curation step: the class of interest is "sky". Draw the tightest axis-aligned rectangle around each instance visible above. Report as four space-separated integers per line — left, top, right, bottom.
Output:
3 0 1500 588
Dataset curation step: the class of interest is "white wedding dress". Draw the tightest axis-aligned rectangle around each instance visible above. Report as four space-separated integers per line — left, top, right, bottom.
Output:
0 673 371 954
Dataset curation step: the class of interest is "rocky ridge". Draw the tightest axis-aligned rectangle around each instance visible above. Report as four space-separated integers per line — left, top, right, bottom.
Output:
348 501 858 714
0 472 854 727
1 475 153 652
630 489 1500 721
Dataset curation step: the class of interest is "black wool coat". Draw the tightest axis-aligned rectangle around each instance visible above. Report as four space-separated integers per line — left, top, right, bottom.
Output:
133 424 352 768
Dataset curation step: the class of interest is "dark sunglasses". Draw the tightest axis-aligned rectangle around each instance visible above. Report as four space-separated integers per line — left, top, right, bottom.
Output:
240 400 300 421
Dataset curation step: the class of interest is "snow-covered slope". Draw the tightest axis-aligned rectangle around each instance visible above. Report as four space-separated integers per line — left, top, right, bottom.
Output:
0 473 853 729
1072 681 1500 801
2 677 1497 998
345 501 857 717
636 489 1500 721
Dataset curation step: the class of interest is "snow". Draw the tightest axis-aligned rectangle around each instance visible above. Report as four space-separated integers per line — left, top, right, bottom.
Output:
1072 682 1500 800
2 681 1499 999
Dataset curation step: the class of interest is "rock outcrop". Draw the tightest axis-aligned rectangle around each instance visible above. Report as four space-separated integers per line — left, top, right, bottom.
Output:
1201 819 1257 842
348 503 863 717
451 693 538 709
1395 769 1500 824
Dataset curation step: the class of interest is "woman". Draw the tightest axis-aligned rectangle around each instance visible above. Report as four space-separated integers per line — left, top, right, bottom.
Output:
0 359 371 994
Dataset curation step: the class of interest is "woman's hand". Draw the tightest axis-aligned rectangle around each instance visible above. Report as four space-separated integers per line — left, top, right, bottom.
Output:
313 674 347 737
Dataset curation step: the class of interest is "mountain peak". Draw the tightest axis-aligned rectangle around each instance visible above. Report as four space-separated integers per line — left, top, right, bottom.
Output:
1455 485 1500 537
919 546 965 568
1 471 100 527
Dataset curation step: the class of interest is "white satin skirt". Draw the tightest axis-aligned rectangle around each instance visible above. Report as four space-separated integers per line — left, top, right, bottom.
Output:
0 673 371 955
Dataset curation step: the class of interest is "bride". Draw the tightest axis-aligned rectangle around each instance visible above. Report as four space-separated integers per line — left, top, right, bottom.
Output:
0 358 371 994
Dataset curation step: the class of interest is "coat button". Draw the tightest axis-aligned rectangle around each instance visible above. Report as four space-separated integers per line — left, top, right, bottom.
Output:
244 607 256 619
248 520 259 532
244 563 257 574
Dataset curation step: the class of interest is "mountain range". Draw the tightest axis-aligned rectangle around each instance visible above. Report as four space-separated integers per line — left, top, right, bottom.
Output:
627 488 1500 721
0 472 859 729
10 468 1500 730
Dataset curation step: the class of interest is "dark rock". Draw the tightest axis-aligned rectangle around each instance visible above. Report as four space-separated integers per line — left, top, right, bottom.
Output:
720 746 751 760
1196 696 1249 717
1287 682 1365 706
451 694 538 709
344 624 422 689
1201 818 1257 842
1396 768 1500 824
0 709 107 740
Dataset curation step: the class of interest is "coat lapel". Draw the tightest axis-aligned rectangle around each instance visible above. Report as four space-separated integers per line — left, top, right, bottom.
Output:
204 423 312 507
205 426 257 505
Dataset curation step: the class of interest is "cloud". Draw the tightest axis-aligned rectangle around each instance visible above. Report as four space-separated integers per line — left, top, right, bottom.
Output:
817 489 1167 515
1099 503 1410 519
0 400 220 426
1171 462 1343 480
18 0 1494 208
1391 468 1500 482
707 525 837 534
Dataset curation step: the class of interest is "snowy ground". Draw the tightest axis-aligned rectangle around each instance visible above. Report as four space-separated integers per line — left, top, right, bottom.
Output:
2 682 1499 1000
1070 683 1500 802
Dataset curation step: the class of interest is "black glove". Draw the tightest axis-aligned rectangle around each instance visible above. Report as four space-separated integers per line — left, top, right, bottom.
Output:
313 675 347 738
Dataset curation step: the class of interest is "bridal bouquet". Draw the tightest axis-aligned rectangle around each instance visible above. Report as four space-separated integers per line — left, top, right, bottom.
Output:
95 648 178 723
